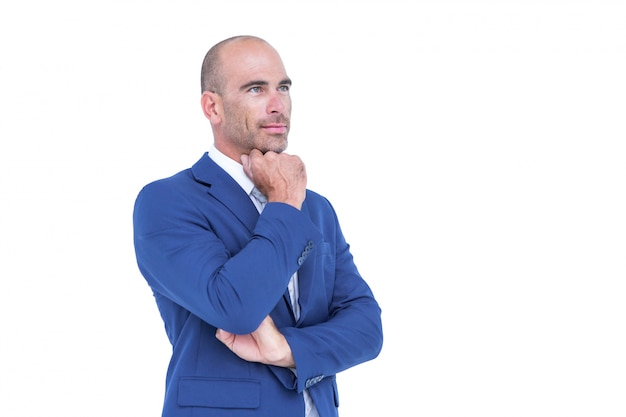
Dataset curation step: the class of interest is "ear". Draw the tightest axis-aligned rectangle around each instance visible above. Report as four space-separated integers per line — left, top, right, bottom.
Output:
201 91 222 123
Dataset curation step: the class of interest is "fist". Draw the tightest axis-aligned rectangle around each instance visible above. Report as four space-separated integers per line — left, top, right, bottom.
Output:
241 149 307 209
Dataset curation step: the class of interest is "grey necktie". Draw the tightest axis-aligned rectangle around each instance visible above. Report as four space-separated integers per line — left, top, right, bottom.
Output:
250 187 267 211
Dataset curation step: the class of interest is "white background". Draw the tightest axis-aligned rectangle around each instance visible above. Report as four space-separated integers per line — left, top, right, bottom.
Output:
1 1 625 416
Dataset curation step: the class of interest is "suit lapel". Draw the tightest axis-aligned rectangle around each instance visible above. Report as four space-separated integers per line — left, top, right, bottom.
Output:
191 152 259 232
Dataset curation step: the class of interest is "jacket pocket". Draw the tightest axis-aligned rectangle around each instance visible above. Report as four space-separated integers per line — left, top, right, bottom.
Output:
178 377 260 408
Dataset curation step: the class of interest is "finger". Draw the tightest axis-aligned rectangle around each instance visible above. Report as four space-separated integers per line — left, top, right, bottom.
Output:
240 154 253 179
249 148 263 158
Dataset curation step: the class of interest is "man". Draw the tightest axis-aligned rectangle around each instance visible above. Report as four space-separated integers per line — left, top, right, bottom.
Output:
133 35 383 417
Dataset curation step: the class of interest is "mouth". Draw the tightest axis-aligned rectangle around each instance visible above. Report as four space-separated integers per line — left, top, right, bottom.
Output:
261 123 288 134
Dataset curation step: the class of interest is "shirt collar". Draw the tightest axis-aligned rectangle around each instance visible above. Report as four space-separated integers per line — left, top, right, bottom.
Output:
208 145 255 195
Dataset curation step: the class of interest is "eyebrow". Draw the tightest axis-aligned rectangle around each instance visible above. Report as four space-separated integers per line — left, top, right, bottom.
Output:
239 78 292 91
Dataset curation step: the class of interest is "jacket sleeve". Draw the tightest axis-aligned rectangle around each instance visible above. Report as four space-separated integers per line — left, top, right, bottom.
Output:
133 179 323 335
281 197 384 393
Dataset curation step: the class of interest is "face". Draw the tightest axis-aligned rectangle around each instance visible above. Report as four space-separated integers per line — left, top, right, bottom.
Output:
212 39 292 156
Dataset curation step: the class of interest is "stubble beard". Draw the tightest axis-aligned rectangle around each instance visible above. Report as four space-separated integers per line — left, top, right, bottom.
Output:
260 134 288 154
223 106 290 154
247 120 290 154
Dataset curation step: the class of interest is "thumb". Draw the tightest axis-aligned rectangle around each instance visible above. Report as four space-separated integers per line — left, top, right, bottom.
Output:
215 328 224 340
216 328 233 345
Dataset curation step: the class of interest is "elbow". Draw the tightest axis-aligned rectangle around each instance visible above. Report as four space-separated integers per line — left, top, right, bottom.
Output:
371 323 384 359
208 295 266 334
221 313 264 335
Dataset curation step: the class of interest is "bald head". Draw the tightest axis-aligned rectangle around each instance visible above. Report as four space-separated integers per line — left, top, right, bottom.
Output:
200 35 273 95
199 35 292 159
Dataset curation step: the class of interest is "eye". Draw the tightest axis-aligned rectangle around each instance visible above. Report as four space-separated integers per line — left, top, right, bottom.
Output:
249 86 262 93
278 85 290 93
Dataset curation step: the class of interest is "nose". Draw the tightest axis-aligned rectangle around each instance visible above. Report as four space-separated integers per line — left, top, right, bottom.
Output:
267 92 286 114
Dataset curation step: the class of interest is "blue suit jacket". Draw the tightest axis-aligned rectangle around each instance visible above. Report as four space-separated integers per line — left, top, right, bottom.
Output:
133 153 383 417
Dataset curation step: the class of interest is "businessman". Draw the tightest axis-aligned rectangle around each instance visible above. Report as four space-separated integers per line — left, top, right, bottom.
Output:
133 35 383 417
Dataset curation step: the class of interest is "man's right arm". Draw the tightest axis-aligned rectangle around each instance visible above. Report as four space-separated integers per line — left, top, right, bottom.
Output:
133 178 322 335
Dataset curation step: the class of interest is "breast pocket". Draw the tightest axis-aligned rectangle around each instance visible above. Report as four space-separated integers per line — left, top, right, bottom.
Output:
318 241 334 279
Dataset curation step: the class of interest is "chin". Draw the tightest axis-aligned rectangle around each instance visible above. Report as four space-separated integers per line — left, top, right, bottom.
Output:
262 139 288 154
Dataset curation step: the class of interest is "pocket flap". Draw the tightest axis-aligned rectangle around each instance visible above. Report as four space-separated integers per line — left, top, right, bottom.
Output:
178 377 260 408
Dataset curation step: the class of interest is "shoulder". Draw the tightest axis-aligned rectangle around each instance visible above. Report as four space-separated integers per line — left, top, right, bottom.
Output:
133 168 198 228
304 189 331 207
136 153 216 201
137 168 195 201
303 189 341 224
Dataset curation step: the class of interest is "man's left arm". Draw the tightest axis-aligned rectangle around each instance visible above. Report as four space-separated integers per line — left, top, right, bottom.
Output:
215 195 383 392
282 237 384 393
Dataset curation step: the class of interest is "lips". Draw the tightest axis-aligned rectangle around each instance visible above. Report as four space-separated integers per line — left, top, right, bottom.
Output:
262 123 288 134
